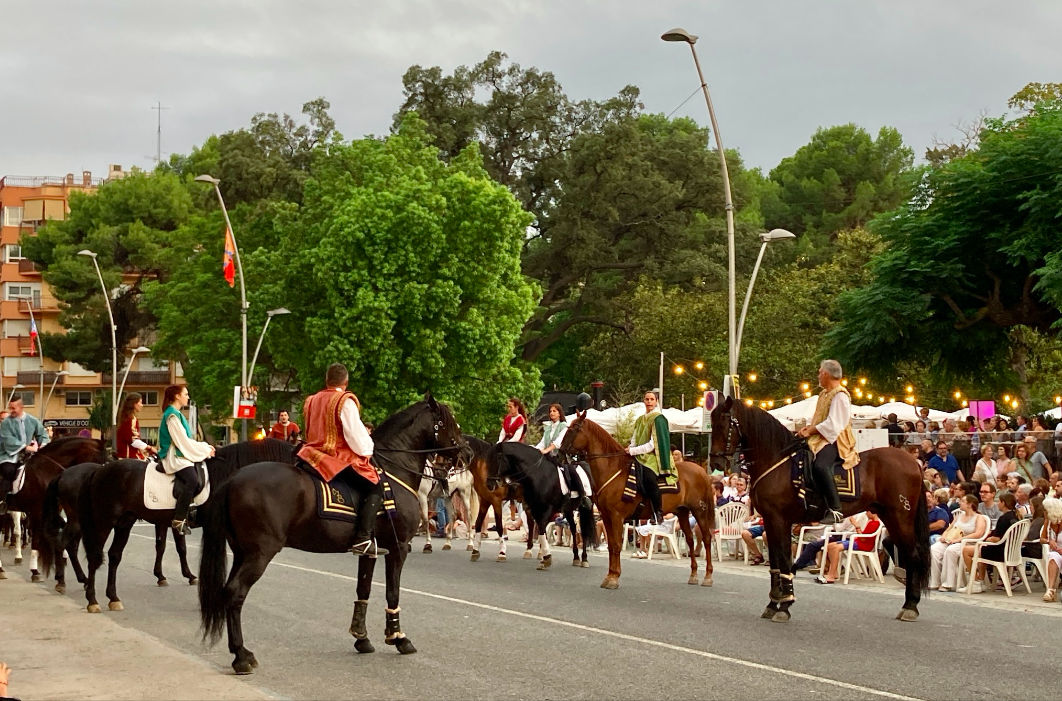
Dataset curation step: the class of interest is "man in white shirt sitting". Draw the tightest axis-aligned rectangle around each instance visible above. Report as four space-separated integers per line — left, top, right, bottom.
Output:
796 360 855 524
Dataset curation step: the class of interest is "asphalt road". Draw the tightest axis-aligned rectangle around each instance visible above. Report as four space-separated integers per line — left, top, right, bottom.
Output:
46 523 1062 701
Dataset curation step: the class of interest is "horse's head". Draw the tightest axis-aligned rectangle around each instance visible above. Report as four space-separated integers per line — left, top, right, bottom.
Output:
422 391 465 454
709 394 745 474
560 413 591 457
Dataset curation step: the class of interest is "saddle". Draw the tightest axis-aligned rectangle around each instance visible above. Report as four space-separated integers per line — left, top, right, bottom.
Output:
293 458 400 523
787 442 862 509
143 459 210 511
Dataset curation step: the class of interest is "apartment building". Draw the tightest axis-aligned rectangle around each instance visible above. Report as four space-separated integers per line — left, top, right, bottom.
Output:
0 168 180 441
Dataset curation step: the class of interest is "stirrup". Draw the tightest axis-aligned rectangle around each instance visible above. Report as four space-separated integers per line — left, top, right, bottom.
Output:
171 519 190 536
819 509 843 525
351 539 389 558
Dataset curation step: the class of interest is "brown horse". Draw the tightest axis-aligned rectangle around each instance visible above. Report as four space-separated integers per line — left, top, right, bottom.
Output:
708 396 930 622
0 437 106 586
465 435 538 562
560 416 716 589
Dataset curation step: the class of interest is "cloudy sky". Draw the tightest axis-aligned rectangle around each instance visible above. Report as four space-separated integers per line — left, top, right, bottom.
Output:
3 1 1059 178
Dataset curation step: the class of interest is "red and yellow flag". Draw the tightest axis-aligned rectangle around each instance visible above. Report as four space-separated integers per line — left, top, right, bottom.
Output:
222 227 236 288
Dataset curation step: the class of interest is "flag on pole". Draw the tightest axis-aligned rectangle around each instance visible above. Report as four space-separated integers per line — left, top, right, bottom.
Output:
223 227 236 288
28 317 38 356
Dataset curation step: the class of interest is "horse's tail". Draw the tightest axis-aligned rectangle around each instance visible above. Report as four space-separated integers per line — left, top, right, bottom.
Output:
198 484 230 646
578 500 596 549
38 476 64 577
908 486 932 596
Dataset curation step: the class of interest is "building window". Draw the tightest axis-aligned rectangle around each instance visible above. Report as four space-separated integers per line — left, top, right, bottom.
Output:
142 390 160 406
137 356 170 372
3 207 23 227
3 356 41 375
5 284 36 301
11 391 34 406
4 245 22 262
65 362 97 377
3 319 30 339
140 426 159 443
65 391 93 407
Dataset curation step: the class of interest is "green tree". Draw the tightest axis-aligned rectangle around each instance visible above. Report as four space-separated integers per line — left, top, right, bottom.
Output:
764 124 914 250
825 103 1062 402
258 116 540 435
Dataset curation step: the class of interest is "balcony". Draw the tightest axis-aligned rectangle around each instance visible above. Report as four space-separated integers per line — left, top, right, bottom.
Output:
17 371 62 385
15 335 37 355
17 296 56 314
102 371 170 386
17 259 38 275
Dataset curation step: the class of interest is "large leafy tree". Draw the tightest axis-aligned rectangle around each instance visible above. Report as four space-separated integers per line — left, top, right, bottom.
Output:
762 124 913 254
825 101 1062 402
259 116 540 435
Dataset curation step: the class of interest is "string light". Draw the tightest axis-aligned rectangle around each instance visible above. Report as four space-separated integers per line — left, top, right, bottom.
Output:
698 381 708 390
841 379 848 386
961 400 968 407
1056 396 1062 405
759 401 767 409
748 373 758 382
859 378 867 386
697 397 705 407
767 400 775 408
744 399 753 406
1011 399 1020 408
801 382 810 391
953 390 962 400
888 397 895 403
854 389 863 398
905 385 913 394
674 365 684 375
694 361 704 370
785 398 793 404
905 396 915 404
804 391 812 398
1004 394 1011 402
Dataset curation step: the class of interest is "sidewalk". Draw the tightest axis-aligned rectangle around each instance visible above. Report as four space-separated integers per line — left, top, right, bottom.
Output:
0 571 277 701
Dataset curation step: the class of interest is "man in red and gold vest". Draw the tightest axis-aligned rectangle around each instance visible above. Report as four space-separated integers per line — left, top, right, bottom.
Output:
297 363 388 558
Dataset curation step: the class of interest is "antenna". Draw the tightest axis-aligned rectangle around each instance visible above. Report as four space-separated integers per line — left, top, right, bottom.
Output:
151 102 171 164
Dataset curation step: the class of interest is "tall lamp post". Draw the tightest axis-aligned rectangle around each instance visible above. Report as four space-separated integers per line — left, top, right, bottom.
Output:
662 27 738 396
247 308 290 387
734 229 796 364
194 174 249 440
44 370 68 422
79 249 118 453
117 346 151 400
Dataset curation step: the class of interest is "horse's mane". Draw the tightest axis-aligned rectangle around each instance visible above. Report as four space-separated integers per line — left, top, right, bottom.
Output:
374 400 446 449
39 435 102 454
732 401 797 459
208 438 294 482
463 434 493 458
578 418 623 452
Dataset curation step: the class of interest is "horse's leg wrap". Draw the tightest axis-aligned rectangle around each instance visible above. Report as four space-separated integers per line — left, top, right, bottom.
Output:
768 569 782 602
776 571 796 603
349 599 369 639
384 606 405 642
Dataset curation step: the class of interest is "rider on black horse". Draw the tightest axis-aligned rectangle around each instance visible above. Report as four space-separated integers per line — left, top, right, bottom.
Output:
158 385 215 534
625 390 675 525
795 359 855 525
536 399 593 510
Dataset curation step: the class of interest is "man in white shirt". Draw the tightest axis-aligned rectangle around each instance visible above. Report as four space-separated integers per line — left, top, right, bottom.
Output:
796 359 854 524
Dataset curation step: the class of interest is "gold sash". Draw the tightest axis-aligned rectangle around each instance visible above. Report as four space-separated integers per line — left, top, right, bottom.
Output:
807 386 858 470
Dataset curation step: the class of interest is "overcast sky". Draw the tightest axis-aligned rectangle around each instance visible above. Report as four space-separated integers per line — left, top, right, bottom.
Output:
3 1 1059 179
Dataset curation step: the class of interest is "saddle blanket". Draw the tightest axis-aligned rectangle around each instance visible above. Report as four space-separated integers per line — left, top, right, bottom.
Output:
143 463 211 511
621 462 678 504
315 475 359 524
793 449 861 503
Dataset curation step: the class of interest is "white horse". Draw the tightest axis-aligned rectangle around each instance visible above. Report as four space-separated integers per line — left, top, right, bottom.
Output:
418 460 448 553
418 461 481 554
0 510 26 579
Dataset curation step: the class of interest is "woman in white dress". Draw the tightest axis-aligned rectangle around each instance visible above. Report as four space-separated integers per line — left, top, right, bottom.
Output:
1039 497 1062 602
972 444 996 484
929 494 989 591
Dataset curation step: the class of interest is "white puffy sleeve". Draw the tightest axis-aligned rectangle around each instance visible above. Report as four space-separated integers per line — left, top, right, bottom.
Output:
167 414 213 462
628 432 654 456
340 397 374 457
816 392 851 443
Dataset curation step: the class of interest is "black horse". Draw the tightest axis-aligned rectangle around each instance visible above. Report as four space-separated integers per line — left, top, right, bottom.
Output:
198 394 464 674
487 442 596 570
75 438 295 613
709 397 930 622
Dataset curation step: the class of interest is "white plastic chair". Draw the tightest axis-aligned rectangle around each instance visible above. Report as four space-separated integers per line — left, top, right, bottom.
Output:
1024 537 1052 591
955 515 992 591
647 519 682 561
839 528 885 584
713 502 749 561
964 519 1032 597
796 525 833 562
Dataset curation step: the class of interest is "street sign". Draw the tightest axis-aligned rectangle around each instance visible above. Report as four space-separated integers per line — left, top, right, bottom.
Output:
233 385 257 420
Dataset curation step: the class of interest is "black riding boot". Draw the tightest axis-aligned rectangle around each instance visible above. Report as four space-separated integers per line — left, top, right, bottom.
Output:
812 455 843 525
640 465 664 524
171 466 200 535
351 491 389 558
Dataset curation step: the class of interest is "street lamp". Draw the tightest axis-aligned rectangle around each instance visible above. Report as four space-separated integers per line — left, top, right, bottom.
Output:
734 228 796 363
118 346 151 400
247 308 290 389
662 27 738 396
44 370 69 421
194 174 249 440
79 249 118 453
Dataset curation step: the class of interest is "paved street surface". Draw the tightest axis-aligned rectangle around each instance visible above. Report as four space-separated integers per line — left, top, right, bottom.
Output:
6 523 1062 700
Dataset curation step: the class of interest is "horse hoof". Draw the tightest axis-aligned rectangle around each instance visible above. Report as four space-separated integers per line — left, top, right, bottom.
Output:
688 575 700 585
573 558 581 567
442 543 451 551
423 544 432 553
157 579 169 587
761 607 776 619
233 660 254 675
31 573 42 583
0 570 7 580
466 543 474 551
496 554 506 562
470 551 480 562
897 608 919 622
772 610 791 623
87 604 101 614
523 551 532 560
537 555 552 570
109 601 124 611
600 578 619 590
580 560 589 568
188 577 198 585
14 557 22 565
354 638 375 654
395 638 417 655
55 584 66 595
701 576 713 587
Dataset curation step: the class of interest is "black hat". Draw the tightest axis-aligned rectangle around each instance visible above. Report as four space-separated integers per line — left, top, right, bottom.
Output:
575 393 593 412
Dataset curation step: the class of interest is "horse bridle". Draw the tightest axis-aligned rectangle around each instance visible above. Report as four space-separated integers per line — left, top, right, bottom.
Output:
709 409 746 470
559 418 628 462
372 408 466 484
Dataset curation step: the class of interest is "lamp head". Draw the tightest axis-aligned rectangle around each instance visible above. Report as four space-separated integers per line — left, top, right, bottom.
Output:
267 307 291 317
77 249 98 259
57 371 69 376
759 228 797 243
131 346 150 354
194 174 220 185
661 28 697 44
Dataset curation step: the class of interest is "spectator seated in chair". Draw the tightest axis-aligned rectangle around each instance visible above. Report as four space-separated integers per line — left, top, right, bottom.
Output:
1036 497 1062 602
978 482 1002 522
962 491 1018 593
815 507 882 584
930 494 989 591
741 513 766 565
631 513 678 559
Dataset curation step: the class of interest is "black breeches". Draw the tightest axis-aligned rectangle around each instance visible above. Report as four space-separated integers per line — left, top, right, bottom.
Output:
811 444 842 510
172 465 202 521
339 468 382 498
638 463 662 515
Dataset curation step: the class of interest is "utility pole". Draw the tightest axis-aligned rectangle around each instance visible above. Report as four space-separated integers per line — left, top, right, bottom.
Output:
151 102 170 165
